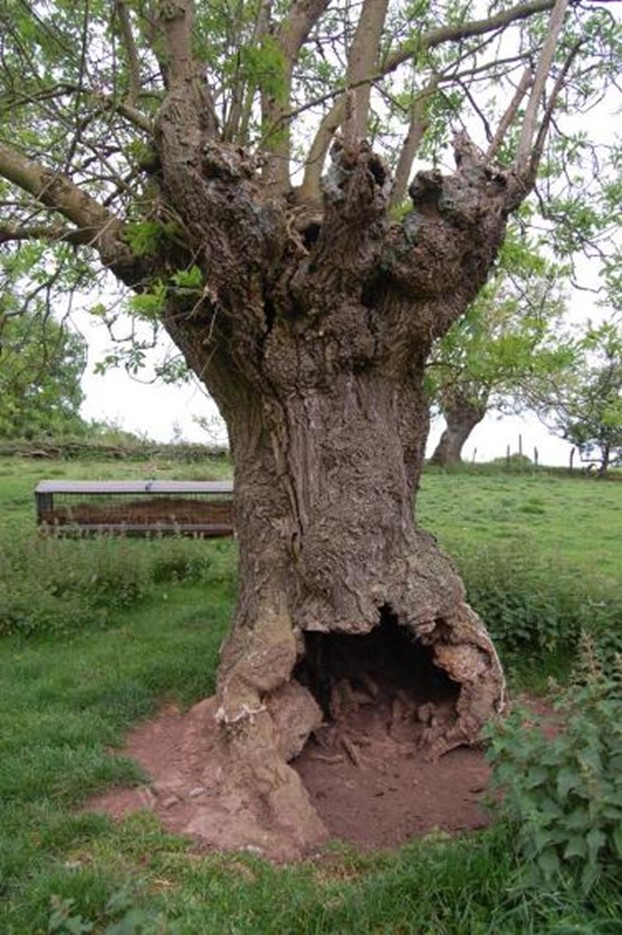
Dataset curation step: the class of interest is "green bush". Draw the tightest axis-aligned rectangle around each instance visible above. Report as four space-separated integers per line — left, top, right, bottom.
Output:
150 540 213 584
454 544 622 659
0 581 94 637
0 530 234 638
485 638 622 893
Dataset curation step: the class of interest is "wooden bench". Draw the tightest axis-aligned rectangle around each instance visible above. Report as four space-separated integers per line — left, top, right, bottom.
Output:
35 479 234 537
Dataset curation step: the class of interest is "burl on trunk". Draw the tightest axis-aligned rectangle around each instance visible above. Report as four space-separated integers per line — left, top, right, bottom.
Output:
150 100 526 856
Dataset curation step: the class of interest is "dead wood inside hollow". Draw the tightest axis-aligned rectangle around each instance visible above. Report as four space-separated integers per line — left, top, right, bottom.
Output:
294 610 460 739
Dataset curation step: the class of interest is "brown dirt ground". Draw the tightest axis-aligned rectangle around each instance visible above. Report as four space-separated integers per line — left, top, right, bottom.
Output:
86 693 493 856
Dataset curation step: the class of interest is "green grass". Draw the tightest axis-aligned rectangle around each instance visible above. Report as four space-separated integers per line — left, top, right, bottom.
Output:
417 467 622 583
0 457 621 932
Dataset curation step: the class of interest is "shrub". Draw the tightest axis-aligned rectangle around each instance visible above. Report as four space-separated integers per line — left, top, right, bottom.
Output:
150 540 213 584
0 581 94 637
454 544 622 659
485 637 622 893
0 527 235 638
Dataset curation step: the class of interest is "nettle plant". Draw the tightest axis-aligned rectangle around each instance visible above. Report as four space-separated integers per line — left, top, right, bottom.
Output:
486 636 622 893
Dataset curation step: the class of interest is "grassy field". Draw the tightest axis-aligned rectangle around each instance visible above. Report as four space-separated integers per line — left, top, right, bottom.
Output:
0 456 621 932
419 467 621 583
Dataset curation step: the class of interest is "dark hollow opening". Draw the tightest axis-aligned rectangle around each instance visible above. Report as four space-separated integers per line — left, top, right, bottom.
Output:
294 609 459 721
301 220 322 248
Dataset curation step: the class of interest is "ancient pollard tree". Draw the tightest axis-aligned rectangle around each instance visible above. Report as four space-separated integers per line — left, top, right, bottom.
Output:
0 0 619 854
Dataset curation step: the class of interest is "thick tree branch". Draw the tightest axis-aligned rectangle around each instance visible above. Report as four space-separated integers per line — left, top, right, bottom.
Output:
0 141 132 270
344 0 390 141
295 97 346 202
391 75 441 208
156 0 217 136
277 0 330 62
514 0 571 172
262 0 331 194
114 0 142 106
487 67 534 160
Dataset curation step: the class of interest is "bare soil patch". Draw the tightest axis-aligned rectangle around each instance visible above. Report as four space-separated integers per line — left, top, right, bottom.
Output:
293 705 490 850
86 693 492 857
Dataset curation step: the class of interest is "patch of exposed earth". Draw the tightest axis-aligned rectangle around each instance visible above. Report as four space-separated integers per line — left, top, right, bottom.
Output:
86 692 492 857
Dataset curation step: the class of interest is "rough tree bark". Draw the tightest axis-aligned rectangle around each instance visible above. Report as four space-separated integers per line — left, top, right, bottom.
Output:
149 83 529 852
0 0 573 860
430 390 490 466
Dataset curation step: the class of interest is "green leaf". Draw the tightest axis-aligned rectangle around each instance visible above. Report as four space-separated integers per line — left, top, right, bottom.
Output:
537 848 561 880
563 835 587 859
557 768 580 799
171 265 203 290
586 827 606 857
525 765 549 789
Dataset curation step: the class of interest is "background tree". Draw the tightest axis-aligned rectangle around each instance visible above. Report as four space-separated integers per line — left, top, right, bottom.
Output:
0 255 87 439
0 310 86 439
427 228 572 466
530 320 622 474
0 0 620 856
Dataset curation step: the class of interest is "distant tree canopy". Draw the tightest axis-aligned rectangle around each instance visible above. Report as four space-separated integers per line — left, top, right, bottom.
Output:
0 307 86 439
531 320 622 473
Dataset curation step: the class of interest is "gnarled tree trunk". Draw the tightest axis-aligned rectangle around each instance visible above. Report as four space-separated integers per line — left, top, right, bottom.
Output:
145 95 527 855
430 391 489 466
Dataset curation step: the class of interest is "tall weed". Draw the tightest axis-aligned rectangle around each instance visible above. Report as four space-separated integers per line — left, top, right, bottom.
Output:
454 544 622 659
485 636 622 893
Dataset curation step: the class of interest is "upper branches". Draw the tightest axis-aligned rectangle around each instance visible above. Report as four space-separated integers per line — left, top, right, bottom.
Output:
0 142 125 255
299 0 565 200
0 0 619 321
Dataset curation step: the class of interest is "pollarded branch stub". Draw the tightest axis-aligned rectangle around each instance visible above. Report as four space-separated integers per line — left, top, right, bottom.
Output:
321 137 392 222
451 130 536 216
408 169 444 211
202 141 263 181
407 143 509 233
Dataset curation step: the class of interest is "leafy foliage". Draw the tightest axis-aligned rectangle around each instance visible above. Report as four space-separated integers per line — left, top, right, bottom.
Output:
454 543 621 660
532 320 622 472
426 226 573 462
486 638 622 893
0 530 234 638
0 306 87 440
